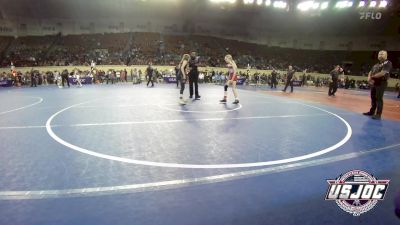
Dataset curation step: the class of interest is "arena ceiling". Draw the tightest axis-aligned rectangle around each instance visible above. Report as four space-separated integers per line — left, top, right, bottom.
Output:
0 0 399 36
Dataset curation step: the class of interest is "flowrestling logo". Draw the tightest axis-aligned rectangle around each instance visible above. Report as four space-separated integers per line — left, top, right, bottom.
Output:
360 12 382 20
325 170 389 216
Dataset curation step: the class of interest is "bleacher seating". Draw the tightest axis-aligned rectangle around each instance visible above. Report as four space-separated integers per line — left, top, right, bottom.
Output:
0 32 397 76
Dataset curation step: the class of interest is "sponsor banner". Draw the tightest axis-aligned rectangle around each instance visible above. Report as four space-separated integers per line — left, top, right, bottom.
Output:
0 80 13 87
164 77 246 85
164 77 177 83
68 77 93 85
236 78 246 85
292 80 302 86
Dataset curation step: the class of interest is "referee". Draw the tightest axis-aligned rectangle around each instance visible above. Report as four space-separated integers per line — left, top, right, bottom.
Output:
363 50 392 120
188 51 201 100
282 65 295 93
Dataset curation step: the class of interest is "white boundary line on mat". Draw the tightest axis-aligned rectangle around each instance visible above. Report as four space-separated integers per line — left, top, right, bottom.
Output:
0 96 43 115
44 98 352 169
0 143 398 200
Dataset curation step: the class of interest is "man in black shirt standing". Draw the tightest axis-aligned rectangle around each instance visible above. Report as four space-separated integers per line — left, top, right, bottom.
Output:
188 51 200 100
146 62 154 87
282 65 295 93
363 50 392 120
270 69 278 89
61 69 70 88
30 70 37 87
328 65 340 96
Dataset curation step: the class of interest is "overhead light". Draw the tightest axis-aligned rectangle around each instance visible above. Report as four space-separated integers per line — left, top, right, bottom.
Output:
297 1 321 11
243 0 254 4
265 0 271 6
257 0 263 5
379 0 388 8
335 1 353 8
273 1 287 8
320 2 329 10
297 1 314 11
347 1 353 7
358 1 365 7
369 1 377 8
335 1 346 8
210 0 236 3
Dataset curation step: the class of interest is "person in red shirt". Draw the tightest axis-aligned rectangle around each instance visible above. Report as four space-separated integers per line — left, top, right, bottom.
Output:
178 54 190 105
220 54 239 104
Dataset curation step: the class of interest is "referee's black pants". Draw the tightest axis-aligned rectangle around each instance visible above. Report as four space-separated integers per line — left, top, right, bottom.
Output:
369 82 387 116
189 71 199 98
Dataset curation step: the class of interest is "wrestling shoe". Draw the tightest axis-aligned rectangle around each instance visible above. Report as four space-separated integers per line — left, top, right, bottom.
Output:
179 98 186 105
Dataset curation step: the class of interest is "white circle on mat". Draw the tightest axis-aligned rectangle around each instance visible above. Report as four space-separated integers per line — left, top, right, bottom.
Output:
45 99 352 169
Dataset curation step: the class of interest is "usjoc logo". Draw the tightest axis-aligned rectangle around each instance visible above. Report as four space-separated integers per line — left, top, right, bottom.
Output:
325 170 389 216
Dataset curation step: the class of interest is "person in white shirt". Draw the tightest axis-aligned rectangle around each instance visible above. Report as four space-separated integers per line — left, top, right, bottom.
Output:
90 60 96 72
54 71 62 88
74 69 83 87
132 68 138 84
10 62 15 73
42 72 48 86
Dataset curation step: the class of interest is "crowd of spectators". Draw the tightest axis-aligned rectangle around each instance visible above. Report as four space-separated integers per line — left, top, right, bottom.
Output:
0 32 399 79
2 65 393 93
